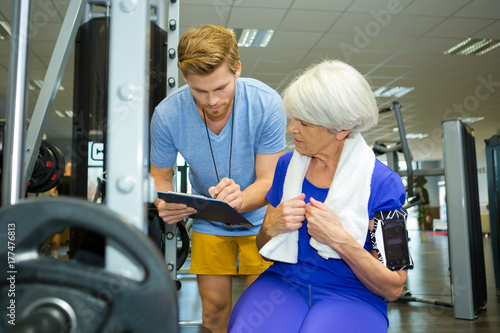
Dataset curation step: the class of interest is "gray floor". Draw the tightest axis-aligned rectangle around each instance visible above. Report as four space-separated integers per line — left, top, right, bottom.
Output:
176 230 500 332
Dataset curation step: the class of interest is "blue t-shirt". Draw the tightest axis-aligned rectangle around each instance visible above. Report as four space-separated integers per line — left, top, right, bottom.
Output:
265 150 406 320
150 78 286 236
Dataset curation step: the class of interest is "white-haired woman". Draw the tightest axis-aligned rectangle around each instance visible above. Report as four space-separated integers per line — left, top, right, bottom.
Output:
228 60 412 333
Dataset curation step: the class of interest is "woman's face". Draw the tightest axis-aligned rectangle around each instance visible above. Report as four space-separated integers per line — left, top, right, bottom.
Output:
287 117 338 156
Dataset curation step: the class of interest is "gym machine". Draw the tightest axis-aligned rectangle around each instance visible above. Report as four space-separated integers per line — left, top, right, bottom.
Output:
0 0 179 332
374 102 487 320
485 134 500 295
1 120 67 200
443 119 487 320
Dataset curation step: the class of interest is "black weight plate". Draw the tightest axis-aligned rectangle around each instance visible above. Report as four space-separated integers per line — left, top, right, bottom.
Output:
177 220 190 270
27 143 56 192
27 141 66 193
0 198 178 333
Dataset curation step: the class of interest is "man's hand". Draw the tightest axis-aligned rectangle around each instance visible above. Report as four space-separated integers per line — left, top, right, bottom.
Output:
156 199 197 225
208 178 243 211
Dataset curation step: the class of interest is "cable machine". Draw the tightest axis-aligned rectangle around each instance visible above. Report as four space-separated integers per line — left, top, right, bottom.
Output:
375 102 487 320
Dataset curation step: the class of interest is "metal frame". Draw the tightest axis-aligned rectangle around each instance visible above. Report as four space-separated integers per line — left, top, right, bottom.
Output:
163 0 180 281
104 0 153 279
3 0 179 284
2 0 31 206
23 0 87 194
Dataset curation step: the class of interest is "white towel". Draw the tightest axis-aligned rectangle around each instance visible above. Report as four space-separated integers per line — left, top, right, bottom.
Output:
259 132 375 263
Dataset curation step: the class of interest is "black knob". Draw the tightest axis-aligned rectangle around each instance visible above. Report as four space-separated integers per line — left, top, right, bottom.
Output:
169 19 176 31
168 48 176 59
168 77 175 88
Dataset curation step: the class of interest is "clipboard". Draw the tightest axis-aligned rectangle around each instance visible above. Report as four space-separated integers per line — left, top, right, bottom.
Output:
157 191 254 227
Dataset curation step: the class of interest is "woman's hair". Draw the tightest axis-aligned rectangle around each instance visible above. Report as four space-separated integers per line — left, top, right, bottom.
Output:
178 25 240 77
282 60 378 136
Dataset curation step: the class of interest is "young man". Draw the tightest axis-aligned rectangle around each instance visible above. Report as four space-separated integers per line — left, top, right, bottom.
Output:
150 25 286 333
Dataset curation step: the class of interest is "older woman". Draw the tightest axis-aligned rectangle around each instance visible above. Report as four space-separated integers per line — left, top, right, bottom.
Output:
228 60 412 333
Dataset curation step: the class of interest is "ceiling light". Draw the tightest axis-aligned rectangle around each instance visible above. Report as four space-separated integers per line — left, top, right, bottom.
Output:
32 79 44 89
260 30 274 47
443 38 500 56
457 39 492 55
476 41 500 56
373 86 414 98
230 28 274 48
64 110 73 117
0 21 12 39
406 133 429 140
460 116 484 124
443 38 471 55
54 110 66 118
239 29 257 47
29 79 65 91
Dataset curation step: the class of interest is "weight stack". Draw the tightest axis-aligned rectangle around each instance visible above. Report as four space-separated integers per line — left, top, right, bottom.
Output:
71 17 167 258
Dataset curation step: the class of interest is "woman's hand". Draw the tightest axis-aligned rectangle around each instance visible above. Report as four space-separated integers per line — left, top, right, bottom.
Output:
258 193 307 247
306 197 407 301
305 197 353 249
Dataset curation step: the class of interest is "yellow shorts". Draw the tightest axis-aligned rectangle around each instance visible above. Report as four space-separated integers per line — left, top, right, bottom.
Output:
189 231 272 276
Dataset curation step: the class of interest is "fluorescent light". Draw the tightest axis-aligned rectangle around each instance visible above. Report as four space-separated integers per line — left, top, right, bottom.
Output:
29 79 65 91
393 127 428 140
476 41 500 56
406 133 429 140
238 29 258 47
54 110 66 118
0 21 12 36
32 79 44 89
443 37 500 56
260 30 274 47
373 86 414 98
457 39 492 55
231 28 274 48
443 38 471 55
394 87 414 98
64 110 73 117
460 116 484 124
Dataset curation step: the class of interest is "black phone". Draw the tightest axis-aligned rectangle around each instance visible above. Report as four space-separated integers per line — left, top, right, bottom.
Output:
382 217 410 269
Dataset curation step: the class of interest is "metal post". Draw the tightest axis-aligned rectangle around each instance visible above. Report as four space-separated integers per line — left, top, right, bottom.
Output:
443 119 487 319
105 0 153 279
23 0 87 192
163 0 180 281
1 0 31 207
393 101 414 197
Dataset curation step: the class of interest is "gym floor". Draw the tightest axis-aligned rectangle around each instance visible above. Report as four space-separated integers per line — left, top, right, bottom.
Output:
176 230 500 332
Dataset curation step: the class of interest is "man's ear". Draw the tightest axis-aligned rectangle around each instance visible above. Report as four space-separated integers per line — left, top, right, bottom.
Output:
182 73 189 84
235 61 242 79
335 129 351 141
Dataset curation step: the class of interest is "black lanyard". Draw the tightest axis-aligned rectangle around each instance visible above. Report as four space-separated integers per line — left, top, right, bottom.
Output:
202 101 234 183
